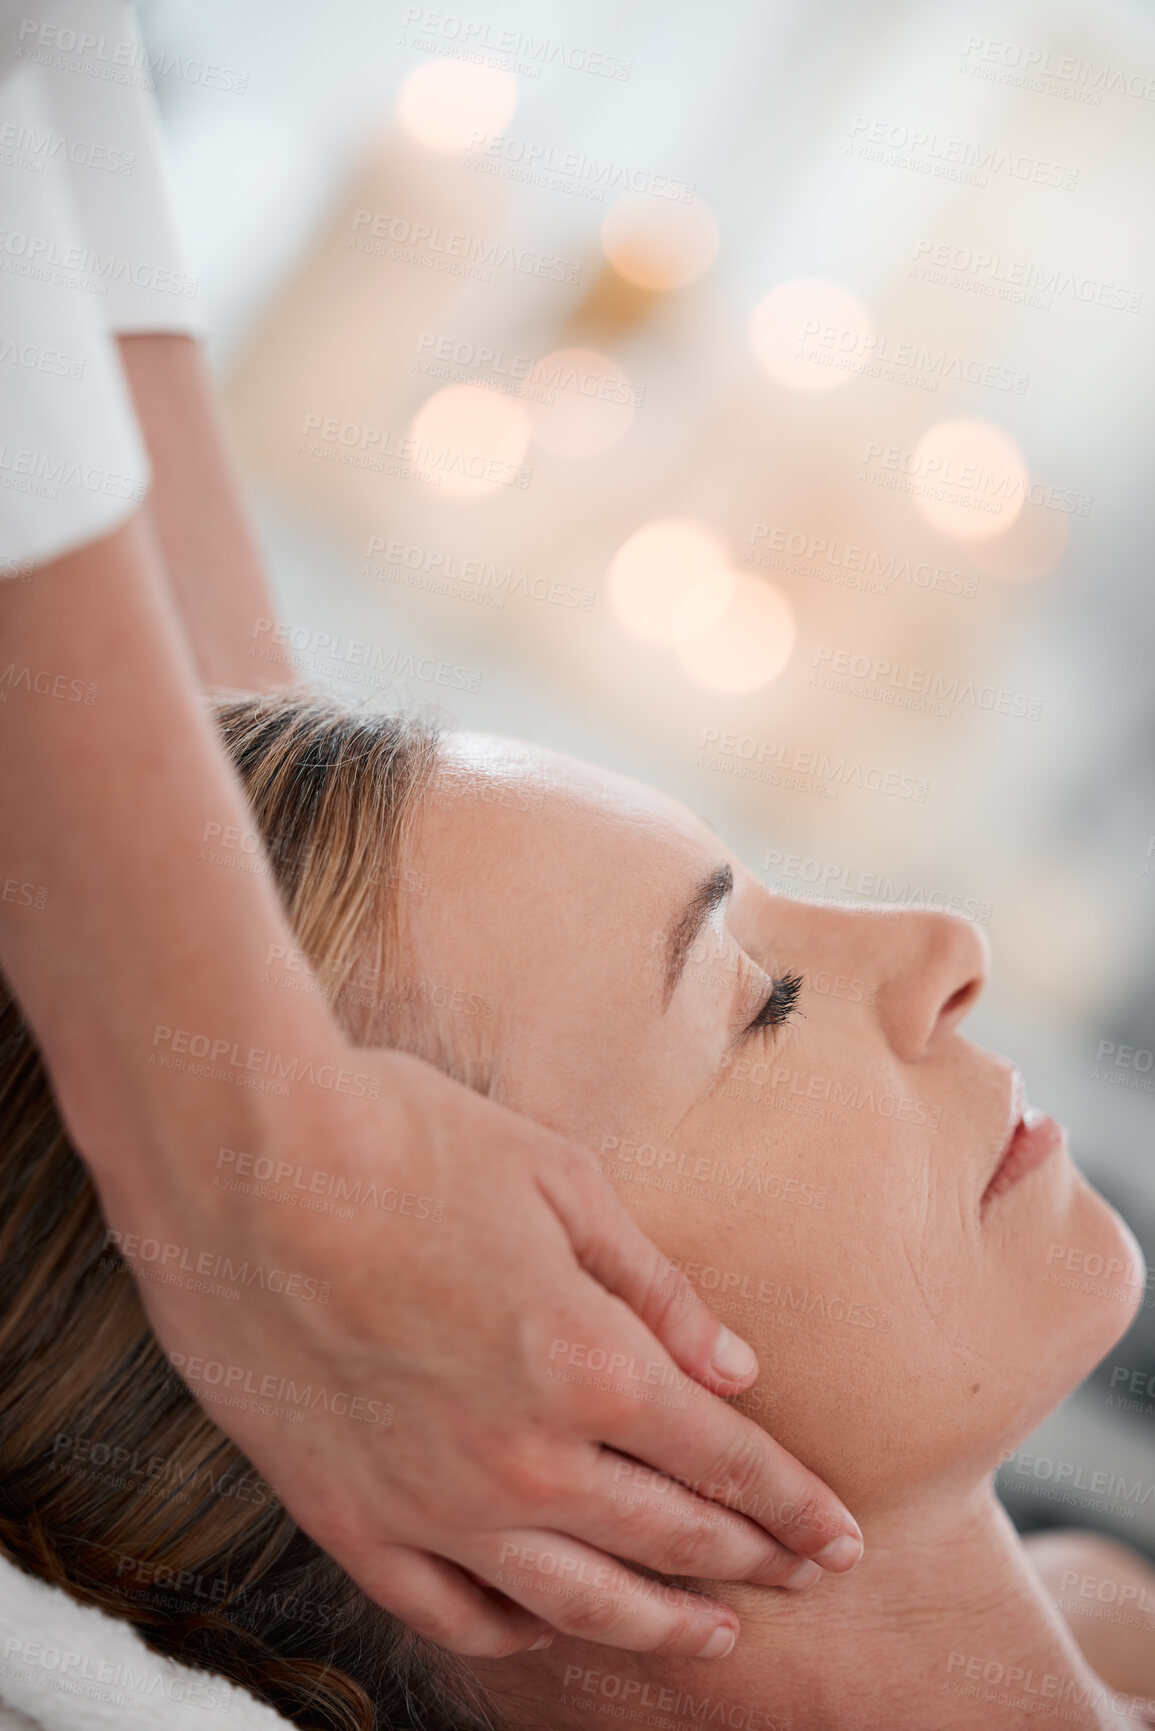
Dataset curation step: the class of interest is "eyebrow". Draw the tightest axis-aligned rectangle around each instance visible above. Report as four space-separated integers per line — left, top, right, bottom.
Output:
662 864 734 1009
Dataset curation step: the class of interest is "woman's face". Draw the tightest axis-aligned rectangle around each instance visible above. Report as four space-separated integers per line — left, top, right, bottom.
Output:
406 736 1142 1511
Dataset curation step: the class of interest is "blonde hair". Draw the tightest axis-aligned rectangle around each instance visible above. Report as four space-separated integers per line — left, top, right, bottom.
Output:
0 692 504 1729
219 692 495 1091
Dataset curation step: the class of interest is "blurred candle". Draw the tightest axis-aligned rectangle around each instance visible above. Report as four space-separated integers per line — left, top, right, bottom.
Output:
396 59 518 153
910 416 1027 540
526 347 637 457
675 571 796 692
750 278 874 392
608 518 731 642
601 192 720 291
408 383 531 502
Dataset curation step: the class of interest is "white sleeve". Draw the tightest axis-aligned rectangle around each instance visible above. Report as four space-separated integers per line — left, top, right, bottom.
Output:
19 1 206 334
0 1 204 574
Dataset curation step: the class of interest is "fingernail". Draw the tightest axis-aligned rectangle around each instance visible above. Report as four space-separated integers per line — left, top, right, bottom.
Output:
695 1624 737 1660
781 1558 821 1590
528 1631 555 1651
711 1326 757 1382
814 1534 863 1572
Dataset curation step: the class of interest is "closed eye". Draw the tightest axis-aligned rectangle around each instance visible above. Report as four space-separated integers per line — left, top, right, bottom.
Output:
745 970 804 1038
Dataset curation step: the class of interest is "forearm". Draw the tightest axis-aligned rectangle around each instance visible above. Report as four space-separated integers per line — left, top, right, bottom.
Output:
0 514 344 1202
116 332 296 692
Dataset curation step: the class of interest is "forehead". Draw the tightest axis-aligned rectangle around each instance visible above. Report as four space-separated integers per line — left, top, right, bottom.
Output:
408 734 723 988
432 733 714 865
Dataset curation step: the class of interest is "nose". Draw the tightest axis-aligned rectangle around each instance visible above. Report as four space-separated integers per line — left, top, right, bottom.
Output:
868 910 990 1064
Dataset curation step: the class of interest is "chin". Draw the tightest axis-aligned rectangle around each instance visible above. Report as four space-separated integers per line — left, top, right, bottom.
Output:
976 1166 1145 1469
979 1204 1144 1480
1039 1170 1146 1383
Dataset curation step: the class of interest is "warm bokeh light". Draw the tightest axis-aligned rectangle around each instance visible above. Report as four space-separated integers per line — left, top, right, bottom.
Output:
525 347 637 458
749 278 875 392
966 481 1071 581
675 571 796 692
675 569 735 639
407 384 531 502
607 518 731 643
910 416 1028 541
395 60 518 154
600 193 720 291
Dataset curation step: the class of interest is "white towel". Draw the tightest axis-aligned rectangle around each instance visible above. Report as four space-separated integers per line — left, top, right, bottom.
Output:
0 1550 292 1730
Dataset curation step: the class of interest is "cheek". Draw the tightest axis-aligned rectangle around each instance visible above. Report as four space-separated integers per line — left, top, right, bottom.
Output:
690 1013 950 1318
609 1031 997 1497
503 994 723 1160
626 1074 956 1402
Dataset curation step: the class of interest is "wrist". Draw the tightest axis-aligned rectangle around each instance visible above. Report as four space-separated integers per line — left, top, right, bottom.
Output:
54 999 378 1210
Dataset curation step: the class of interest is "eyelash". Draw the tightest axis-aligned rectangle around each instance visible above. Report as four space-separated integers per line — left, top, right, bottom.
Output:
745 970 804 1038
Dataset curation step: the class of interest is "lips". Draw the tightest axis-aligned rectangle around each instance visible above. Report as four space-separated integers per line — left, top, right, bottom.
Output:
983 1098 1064 1202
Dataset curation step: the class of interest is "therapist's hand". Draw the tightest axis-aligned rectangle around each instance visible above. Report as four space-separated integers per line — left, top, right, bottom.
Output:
94 1043 863 1661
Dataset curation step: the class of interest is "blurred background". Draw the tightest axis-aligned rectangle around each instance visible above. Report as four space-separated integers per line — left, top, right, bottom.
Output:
141 0 1155 1551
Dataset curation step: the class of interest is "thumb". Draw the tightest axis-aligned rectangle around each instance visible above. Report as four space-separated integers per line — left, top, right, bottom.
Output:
536 1142 760 1395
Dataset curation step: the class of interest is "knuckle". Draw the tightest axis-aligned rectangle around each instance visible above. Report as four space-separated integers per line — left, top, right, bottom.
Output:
647 1608 713 1656
552 1140 600 1186
487 1623 552 1660
497 1442 568 1513
780 1489 830 1544
646 1263 698 1332
402 1603 499 1656
450 1626 521 1658
402 1475 463 1530
502 1466 560 1515
706 1431 768 1506
656 1515 727 1576
555 1591 624 1643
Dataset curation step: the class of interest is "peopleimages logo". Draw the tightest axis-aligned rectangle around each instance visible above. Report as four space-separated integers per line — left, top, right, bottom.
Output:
398 7 632 81
559 1665 791 1728
695 727 929 803
860 440 1092 517
349 208 582 285
792 322 1029 395
959 35 1155 103
249 616 484 692
0 119 136 175
363 537 595 612
168 1353 393 1427
0 441 148 502
298 412 532 491
763 848 992 925
149 1024 381 1100
848 116 1079 190
0 226 198 298
910 238 1142 314
0 336 86 378
999 1446 1155 1510
14 15 248 93
810 644 1044 721
51 1432 271 1507
103 1229 331 1305
468 133 695 203
746 522 978 601
0 1637 230 1711
944 1649 1155 1722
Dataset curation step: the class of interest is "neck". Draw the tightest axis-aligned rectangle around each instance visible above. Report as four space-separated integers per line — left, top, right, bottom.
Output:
480 1480 1133 1731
